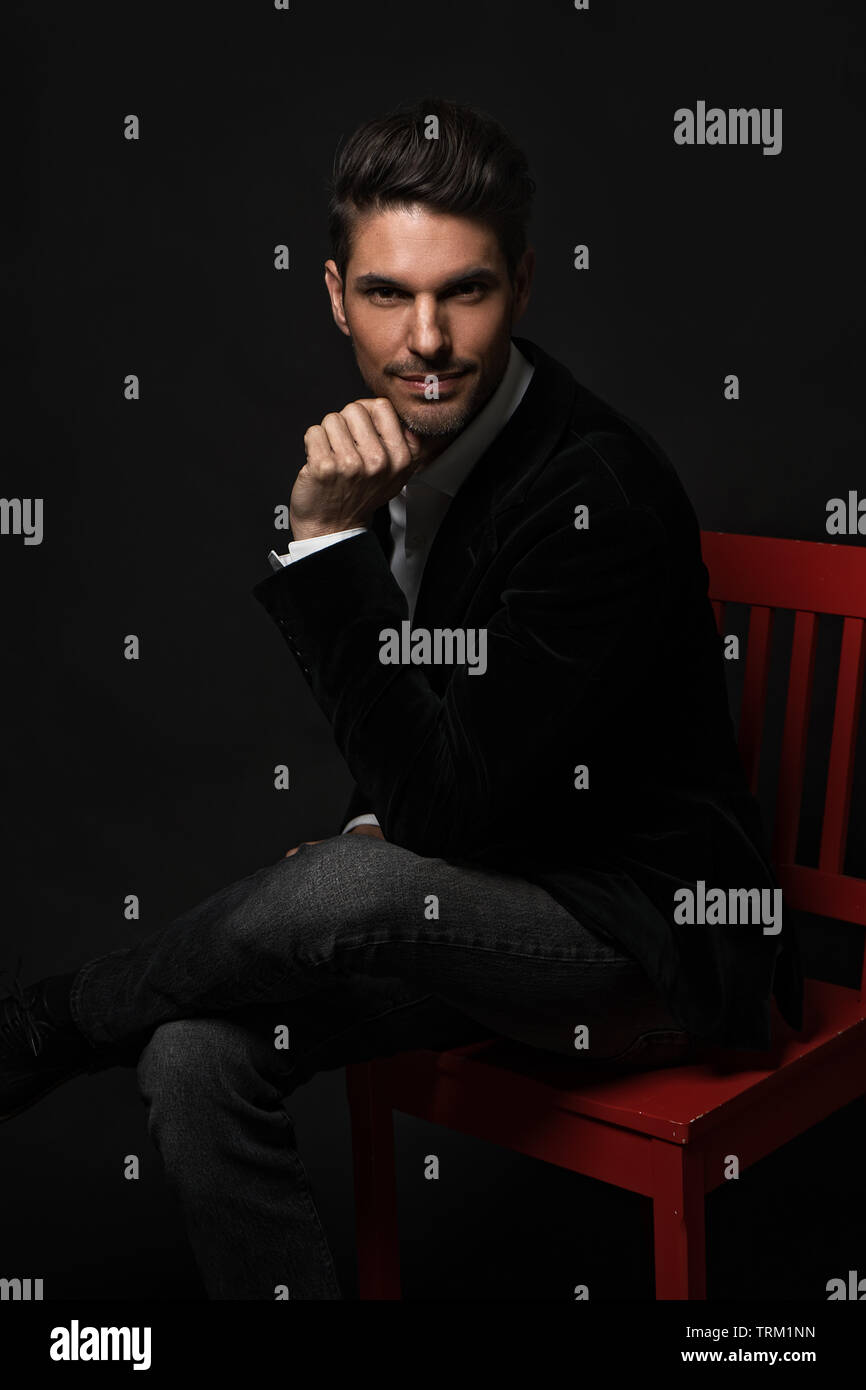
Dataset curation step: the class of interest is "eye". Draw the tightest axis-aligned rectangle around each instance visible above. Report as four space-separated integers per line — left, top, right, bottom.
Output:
451 281 486 297
366 286 404 302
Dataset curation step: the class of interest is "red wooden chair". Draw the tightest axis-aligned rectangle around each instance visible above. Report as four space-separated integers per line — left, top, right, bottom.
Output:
346 532 866 1299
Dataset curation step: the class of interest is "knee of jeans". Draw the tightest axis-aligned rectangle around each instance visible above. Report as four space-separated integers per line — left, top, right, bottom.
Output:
294 832 406 933
136 1017 277 1122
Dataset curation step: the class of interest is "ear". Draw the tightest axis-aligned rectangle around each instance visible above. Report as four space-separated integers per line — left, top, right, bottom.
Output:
510 245 535 326
324 260 351 337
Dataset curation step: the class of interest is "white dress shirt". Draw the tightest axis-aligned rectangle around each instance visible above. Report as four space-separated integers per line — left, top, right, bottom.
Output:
266 341 534 832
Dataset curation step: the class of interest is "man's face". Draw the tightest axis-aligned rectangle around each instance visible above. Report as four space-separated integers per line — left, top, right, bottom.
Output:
324 204 533 452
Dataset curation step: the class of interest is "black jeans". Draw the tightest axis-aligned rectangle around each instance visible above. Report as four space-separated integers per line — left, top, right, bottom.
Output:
68 834 691 1299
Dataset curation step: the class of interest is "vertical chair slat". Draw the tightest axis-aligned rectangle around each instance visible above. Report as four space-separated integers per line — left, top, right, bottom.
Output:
772 611 819 865
819 617 866 874
738 606 774 794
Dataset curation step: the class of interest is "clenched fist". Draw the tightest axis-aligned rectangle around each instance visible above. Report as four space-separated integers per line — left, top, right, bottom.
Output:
290 397 422 543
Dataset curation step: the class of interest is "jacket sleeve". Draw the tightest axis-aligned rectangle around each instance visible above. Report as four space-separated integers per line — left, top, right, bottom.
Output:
251 496 668 860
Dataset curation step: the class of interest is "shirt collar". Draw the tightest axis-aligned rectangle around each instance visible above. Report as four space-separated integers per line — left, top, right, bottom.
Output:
403 341 534 501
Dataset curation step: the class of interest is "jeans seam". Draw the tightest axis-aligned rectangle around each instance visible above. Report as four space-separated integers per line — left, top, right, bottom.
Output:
241 942 651 1073
306 937 640 970
597 1027 693 1064
268 989 439 1103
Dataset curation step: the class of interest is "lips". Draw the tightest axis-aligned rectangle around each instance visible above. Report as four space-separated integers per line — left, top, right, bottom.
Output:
397 372 466 395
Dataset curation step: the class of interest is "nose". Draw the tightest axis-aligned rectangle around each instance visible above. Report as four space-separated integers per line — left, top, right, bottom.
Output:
405 294 450 361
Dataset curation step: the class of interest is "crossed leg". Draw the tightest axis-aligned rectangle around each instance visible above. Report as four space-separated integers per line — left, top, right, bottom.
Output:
136 987 496 1299
66 833 689 1298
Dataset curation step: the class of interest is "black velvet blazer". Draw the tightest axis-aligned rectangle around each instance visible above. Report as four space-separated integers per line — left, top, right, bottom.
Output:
252 336 804 1051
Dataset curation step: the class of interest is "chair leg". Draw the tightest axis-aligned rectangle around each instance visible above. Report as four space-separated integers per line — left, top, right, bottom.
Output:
651 1139 707 1299
346 1061 402 1299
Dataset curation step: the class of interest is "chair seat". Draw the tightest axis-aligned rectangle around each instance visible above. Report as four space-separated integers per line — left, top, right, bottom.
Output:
377 979 866 1145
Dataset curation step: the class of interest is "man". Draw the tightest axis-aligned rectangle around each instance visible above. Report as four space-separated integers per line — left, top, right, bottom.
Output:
0 98 802 1299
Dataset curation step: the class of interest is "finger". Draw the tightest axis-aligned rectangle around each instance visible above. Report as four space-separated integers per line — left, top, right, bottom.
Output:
340 402 391 472
319 412 363 472
286 839 328 858
369 397 420 464
356 398 419 468
302 424 335 469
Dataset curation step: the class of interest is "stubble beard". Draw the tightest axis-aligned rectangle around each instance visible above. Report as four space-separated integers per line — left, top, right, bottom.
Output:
358 359 499 440
346 325 512 444
392 397 478 438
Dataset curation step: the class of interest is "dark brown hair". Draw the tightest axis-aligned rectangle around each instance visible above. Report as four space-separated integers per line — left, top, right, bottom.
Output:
327 97 535 284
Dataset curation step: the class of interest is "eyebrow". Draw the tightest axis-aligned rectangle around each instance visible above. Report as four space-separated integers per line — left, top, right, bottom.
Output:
353 266 500 292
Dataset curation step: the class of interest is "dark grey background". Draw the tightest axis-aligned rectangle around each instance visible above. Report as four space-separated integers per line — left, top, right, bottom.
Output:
2 0 864 1299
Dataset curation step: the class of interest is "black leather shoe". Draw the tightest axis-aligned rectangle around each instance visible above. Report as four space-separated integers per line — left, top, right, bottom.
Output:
0 961 121 1123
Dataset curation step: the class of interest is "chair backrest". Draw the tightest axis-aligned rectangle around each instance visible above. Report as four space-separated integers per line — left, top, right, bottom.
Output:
700 532 866 998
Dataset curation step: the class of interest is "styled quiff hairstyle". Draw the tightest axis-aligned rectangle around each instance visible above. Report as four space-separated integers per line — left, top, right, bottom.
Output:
327 97 536 284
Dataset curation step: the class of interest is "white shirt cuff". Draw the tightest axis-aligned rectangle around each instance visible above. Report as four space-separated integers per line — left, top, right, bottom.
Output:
342 813 381 834
268 528 367 570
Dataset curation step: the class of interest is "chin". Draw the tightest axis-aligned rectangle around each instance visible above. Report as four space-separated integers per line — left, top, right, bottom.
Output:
401 413 468 438
396 398 479 437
